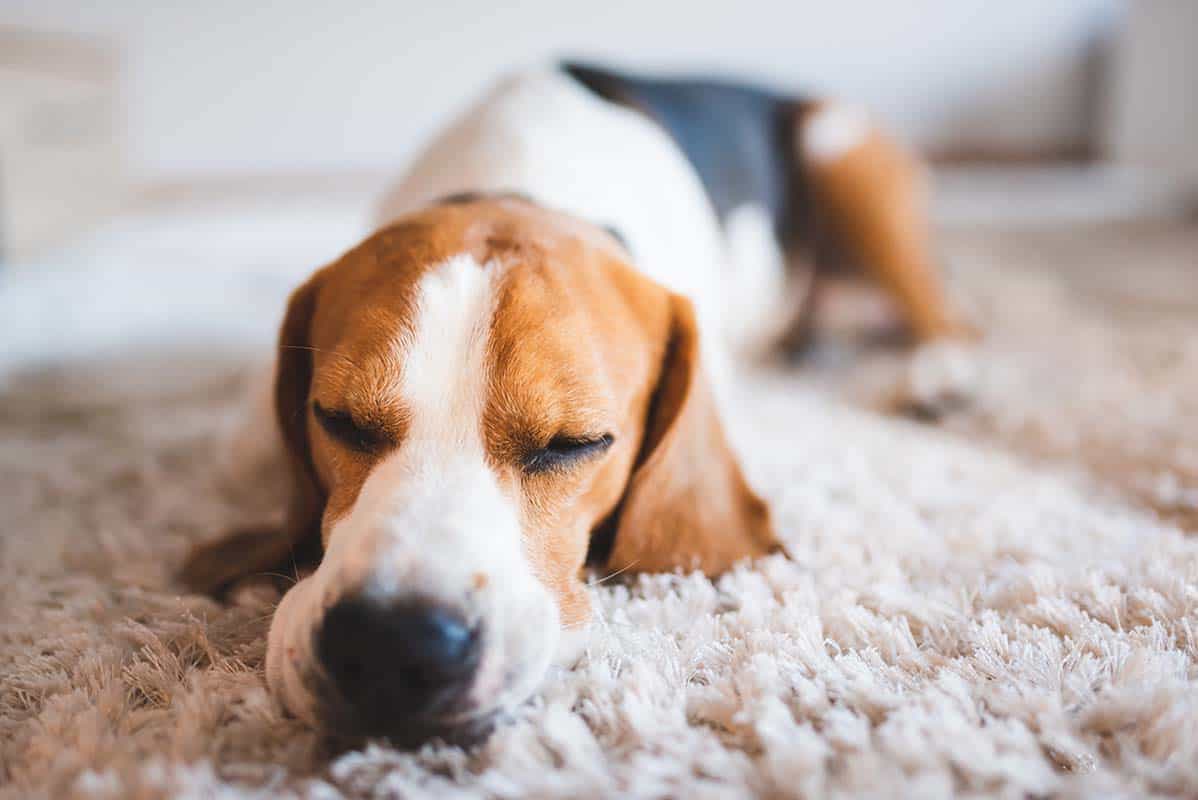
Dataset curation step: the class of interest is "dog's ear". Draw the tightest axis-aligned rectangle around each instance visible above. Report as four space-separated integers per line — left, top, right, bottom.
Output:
179 275 327 597
602 293 780 576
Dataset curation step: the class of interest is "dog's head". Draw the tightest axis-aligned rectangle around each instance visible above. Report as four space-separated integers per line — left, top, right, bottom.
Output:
182 196 777 743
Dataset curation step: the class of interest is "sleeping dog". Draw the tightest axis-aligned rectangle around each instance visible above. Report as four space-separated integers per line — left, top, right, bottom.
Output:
181 64 968 745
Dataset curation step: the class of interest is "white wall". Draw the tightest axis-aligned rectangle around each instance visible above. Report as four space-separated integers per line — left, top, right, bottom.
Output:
1107 0 1198 176
3 0 1120 178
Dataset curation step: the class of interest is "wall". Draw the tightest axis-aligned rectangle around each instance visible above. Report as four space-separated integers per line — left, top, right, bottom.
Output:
2 0 1120 178
1107 0 1198 176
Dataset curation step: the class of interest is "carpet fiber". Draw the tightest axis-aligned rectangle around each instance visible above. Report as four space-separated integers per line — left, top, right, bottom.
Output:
3 214 1197 799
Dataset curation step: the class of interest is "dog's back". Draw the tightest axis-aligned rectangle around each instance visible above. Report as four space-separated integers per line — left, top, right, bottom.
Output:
561 62 816 246
376 68 800 365
559 62 973 347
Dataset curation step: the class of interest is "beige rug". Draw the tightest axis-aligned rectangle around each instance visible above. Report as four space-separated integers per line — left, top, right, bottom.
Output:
3 221 1197 799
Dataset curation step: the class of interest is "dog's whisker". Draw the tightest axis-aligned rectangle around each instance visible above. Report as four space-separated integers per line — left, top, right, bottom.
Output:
587 560 639 587
251 571 300 587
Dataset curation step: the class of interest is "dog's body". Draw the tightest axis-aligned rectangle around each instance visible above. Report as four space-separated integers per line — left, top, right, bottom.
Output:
381 66 965 361
183 65 966 744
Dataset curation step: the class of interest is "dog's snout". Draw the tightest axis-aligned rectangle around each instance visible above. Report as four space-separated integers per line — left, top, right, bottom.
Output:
317 597 481 721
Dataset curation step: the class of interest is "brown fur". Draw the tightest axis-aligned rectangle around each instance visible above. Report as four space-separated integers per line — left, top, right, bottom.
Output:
798 106 974 342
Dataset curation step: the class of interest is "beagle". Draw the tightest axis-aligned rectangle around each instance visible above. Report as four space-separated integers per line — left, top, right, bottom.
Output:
180 65 965 745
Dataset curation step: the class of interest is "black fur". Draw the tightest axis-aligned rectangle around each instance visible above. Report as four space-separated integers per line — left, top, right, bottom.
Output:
561 61 817 247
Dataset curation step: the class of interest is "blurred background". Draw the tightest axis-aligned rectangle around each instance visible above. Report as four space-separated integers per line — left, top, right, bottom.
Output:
1 0 1195 365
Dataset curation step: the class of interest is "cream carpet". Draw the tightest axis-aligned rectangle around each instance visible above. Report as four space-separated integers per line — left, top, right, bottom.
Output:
2 210 1197 799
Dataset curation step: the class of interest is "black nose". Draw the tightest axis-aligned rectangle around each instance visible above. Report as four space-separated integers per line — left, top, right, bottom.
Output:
317 598 481 723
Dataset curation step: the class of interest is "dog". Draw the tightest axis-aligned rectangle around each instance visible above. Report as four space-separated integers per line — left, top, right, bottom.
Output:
180 64 967 745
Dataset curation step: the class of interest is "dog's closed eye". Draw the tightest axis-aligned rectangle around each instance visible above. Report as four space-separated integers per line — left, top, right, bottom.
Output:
313 402 390 453
522 433 614 475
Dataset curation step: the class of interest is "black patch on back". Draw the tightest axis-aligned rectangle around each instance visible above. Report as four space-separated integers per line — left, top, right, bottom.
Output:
562 61 816 246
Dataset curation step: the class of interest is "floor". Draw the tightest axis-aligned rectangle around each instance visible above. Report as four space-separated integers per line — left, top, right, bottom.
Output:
834 222 1198 532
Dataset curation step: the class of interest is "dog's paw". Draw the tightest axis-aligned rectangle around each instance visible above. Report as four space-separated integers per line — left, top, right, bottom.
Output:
893 340 980 422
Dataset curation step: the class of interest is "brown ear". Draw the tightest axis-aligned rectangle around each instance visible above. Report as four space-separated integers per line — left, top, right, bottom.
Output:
179 275 327 597
603 294 780 576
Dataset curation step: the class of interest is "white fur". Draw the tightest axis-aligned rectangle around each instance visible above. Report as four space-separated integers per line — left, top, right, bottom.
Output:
268 255 560 722
720 204 796 356
800 103 871 163
378 68 801 388
380 71 724 324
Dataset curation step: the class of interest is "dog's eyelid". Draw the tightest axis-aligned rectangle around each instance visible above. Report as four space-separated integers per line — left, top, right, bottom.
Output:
311 401 389 451
547 432 614 449
311 400 351 424
522 432 614 474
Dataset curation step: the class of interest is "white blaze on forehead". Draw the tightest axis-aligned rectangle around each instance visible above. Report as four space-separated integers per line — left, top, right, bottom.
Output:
319 252 523 604
395 253 498 444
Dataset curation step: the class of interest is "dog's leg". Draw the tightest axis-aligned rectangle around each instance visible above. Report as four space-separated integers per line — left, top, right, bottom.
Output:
777 265 823 359
797 103 972 342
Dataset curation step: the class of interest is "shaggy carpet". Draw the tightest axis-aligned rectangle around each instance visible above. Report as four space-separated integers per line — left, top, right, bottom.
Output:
2 204 1197 799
